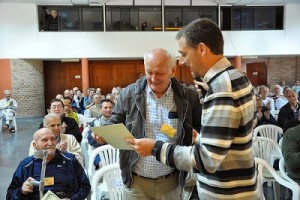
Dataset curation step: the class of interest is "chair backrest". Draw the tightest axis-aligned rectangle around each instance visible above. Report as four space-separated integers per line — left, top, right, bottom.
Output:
279 157 299 185
88 144 119 180
253 136 282 164
80 127 92 168
255 157 300 200
253 124 283 142
91 163 123 200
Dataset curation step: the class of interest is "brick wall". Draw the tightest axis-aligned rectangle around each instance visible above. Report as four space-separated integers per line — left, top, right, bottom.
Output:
268 57 299 89
10 59 45 117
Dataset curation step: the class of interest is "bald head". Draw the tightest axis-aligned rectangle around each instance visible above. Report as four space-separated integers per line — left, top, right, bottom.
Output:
33 128 54 141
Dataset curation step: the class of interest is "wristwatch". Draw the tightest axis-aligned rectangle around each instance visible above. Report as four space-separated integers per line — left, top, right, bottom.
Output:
151 141 163 157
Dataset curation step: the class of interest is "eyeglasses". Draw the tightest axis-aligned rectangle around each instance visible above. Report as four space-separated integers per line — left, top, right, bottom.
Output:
51 105 63 110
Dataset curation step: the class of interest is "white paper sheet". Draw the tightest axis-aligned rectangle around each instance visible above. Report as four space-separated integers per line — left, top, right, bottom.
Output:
90 123 134 150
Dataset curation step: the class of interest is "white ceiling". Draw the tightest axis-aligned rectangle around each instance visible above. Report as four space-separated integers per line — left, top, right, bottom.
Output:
0 0 299 5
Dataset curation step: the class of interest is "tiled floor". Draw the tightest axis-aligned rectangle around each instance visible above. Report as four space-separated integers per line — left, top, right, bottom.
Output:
0 117 287 199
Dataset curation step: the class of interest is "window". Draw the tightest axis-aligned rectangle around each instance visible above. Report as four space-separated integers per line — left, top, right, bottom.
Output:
164 6 218 31
106 6 161 31
38 6 103 32
221 6 283 30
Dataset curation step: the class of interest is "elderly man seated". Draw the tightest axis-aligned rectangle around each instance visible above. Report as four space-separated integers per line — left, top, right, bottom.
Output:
29 113 84 166
6 128 90 199
0 90 18 132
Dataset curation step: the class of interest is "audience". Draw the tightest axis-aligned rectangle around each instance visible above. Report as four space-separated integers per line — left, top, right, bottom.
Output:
0 90 18 132
30 113 83 166
270 85 288 110
6 128 90 199
39 99 82 143
277 89 300 132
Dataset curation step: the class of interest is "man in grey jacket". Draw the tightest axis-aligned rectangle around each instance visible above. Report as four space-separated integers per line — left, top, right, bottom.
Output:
92 48 201 199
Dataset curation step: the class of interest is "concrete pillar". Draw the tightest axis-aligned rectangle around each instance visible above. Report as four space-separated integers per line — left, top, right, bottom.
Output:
81 58 89 96
233 56 242 70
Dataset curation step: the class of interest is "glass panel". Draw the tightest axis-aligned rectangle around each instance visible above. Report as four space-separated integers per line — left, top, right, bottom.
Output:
199 7 218 23
106 7 139 31
82 7 103 31
241 7 255 30
165 7 182 31
255 7 275 30
139 7 161 31
232 7 241 30
59 7 80 31
182 7 199 25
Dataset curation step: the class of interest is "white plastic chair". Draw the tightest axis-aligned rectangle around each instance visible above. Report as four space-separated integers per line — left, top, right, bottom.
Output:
0 109 17 132
91 163 123 200
279 157 300 200
88 144 119 181
80 127 93 168
253 124 283 143
253 136 283 200
255 157 300 200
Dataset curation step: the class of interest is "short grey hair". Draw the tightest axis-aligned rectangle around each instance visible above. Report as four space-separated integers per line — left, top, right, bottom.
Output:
43 113 60 127
143 48 176 70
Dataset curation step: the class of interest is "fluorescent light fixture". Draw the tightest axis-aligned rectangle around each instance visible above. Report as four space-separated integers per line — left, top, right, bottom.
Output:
61 58 80 62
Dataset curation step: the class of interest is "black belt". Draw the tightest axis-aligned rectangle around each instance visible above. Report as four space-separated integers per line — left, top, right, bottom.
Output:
132 171 177 180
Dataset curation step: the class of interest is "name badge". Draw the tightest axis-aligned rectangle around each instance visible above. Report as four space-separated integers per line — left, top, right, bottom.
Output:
44 177 55 186
160 123 177 138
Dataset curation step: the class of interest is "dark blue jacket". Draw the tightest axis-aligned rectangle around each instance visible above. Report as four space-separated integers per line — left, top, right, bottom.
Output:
6 150 90 200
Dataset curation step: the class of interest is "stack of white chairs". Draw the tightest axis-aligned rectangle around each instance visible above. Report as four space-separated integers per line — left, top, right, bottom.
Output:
88 144 120 180
81 127 93 168
255 157 300 200
89 144 120 200
253 136 282 200
253 124 283 142
253 124 283 165
91 163 123 200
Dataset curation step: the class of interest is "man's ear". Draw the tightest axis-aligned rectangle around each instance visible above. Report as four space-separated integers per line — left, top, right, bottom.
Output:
33 141 37 149
197 43 207 56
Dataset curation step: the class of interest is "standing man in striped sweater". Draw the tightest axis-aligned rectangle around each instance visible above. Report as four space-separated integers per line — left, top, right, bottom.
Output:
127 18 262 199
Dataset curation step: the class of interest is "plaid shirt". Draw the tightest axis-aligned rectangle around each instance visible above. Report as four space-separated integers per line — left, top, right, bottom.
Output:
133 83 179 178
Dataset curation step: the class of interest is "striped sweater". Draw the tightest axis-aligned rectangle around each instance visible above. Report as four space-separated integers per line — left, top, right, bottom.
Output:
156 58 262 199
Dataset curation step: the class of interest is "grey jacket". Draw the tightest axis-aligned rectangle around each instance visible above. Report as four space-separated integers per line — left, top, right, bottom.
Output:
108 77 202 187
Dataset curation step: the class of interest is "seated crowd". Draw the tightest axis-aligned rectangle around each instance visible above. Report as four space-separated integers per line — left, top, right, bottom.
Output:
5 78 300 199
5 86 122 199
253 81 300 198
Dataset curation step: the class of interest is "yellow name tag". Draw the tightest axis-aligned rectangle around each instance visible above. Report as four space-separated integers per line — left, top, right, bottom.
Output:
44 177 54 186
160 123 177 138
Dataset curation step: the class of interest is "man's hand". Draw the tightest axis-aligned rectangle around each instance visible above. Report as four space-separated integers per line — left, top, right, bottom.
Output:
22 177 35 195
92 132 106 144
61 122 67 134
58 141 68 152
126 138 155 157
